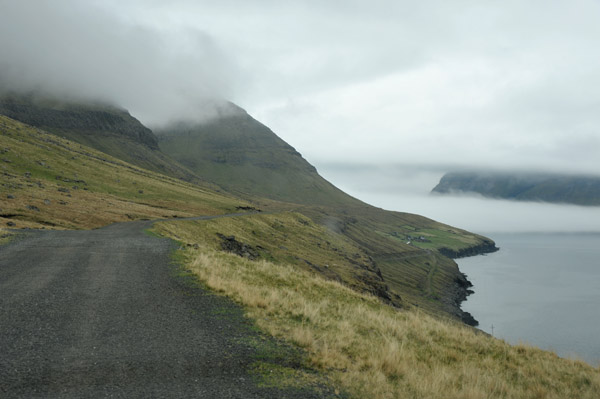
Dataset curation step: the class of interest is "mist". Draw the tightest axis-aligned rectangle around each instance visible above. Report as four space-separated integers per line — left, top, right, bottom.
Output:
318 163 600 234
0 0 239 125
1 1 599 180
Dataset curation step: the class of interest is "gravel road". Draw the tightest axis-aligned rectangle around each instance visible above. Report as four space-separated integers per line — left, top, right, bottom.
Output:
0 218 335 398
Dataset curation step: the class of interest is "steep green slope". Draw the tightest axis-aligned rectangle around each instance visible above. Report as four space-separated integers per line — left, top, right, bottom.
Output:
1 93 498 324
0 93 202 183
299 204 496 323
155 104 362 207
0 115 393 308
0 115 243 229
433 171 600 206
155 103 497 323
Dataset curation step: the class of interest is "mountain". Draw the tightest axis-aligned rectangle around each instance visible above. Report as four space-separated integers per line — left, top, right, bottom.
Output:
3 115 597 399
0 113 402 315
0 95 497 323
0 92 201 183
155 103 362 207
2 98 597 399
155 104 498 322
432 170 600 206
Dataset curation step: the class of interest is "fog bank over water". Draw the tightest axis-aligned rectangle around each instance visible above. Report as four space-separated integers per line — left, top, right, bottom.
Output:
317 164 600 233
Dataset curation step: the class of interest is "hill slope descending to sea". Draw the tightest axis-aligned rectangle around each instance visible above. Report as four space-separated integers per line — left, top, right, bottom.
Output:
3 101 597 399
0 96 497 323
433 171 600 206
155 104 498 323
0 114 401 316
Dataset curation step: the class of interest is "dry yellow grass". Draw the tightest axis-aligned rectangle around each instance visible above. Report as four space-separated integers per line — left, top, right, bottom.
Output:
154 212 389 299
155 218 600 399
0 227 14 245
0 115 245 229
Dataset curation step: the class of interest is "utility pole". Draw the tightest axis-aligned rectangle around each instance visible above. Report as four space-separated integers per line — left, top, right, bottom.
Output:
491 324 494 336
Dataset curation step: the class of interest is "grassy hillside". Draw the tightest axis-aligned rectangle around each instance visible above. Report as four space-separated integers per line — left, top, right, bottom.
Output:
155 103 499 322
0 115 243 229
152 216 600 398
0 101 498 323
0 115 394 308
0 227 14 244
4 111 598 398
294 204 496 323
155 104 363 207
156 212 394 304
0 93 203 184
433 171 600 206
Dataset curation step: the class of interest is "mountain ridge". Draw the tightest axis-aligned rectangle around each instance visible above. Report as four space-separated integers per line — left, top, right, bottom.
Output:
432 170 600 206
0 92 203 184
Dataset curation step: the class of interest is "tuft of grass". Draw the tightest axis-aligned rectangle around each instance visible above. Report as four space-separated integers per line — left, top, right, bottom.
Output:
155 219 600 399
0 227 15 245
250 361 328 391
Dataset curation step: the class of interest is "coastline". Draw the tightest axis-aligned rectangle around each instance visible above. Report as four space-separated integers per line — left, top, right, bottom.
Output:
444 240 499 326
438 240 499 259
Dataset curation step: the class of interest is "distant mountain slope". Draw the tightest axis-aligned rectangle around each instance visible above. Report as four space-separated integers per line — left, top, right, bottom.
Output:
155 104 363 207
155 103 498 323
432 171 600 206
0 93 201 183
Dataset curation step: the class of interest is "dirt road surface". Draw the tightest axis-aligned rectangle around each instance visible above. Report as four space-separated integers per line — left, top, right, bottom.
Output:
0 219 335 398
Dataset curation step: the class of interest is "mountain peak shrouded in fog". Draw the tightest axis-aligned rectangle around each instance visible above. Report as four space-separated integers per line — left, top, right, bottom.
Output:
2 0 600 175
0 0 238 126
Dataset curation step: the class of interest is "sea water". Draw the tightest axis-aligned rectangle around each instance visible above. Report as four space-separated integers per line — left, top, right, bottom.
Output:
314 166 600 365
458 232 600 366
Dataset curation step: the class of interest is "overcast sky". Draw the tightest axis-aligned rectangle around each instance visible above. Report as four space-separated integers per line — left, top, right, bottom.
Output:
1 0 599 180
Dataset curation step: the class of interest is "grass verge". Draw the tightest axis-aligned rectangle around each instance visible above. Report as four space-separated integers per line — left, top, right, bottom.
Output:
0 227 15 245
153 218 600 399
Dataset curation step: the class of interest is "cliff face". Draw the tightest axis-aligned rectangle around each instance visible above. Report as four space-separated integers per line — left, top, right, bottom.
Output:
0 93 200 183
433 171 600 206
0 94 158 149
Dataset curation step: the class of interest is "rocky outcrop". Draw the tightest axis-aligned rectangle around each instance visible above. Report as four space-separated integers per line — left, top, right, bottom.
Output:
451 273 477 326
0 92 202 184
216 233 261 260
438 241 499 259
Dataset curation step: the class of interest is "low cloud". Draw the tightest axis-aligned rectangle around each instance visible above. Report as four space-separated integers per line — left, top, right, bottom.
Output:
2 1 599 177
0 0 240 125
318 163 600 233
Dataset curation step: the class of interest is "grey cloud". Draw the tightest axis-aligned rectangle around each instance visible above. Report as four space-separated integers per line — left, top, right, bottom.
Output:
0 0 240 124
1 0 599 177
316 160 600 233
